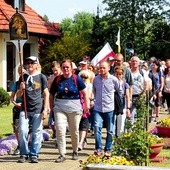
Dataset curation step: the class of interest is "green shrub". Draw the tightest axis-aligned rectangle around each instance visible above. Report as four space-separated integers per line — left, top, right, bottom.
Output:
0 87 10 107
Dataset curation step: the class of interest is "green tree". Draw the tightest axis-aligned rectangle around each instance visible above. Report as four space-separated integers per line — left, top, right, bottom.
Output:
60 11 94 42
149 19 170 60
40 11 94 75
90 7 108 57
40 32 91 75
102 0 170 60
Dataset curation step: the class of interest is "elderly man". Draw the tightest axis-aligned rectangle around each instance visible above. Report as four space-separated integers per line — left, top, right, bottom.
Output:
18 56 49 163
93 61 122 157
128 56 148 129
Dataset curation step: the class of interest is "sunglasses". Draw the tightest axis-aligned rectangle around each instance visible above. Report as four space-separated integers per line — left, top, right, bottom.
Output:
27 61 35 65
81 76 88 79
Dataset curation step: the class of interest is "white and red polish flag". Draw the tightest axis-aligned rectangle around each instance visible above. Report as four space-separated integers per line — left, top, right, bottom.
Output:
91 42 115 66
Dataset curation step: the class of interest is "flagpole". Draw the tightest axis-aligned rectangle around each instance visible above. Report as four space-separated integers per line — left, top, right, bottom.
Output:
116 27 121 53
18 40 27 118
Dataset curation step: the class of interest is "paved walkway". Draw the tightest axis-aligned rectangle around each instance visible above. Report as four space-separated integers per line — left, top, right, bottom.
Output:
0 109 169 170
0 131 95 170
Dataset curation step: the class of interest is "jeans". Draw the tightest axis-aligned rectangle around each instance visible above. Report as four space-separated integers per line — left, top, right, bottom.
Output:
94 110 115 151
19 111 43 158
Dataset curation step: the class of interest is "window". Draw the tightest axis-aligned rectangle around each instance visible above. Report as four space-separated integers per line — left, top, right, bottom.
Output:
14 0 25 12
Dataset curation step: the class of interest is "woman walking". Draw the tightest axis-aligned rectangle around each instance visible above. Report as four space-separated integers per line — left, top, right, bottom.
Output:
49 59 89 163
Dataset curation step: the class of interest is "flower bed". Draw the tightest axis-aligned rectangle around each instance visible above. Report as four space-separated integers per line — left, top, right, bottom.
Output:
80 154 134 169
0 130 50 156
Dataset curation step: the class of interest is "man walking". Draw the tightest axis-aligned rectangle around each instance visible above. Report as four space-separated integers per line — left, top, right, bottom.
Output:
129 56 148 128
93 61 122 157
18 56 49 163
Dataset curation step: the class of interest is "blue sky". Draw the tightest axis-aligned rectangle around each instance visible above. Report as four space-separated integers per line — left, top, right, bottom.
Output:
26 0 106 22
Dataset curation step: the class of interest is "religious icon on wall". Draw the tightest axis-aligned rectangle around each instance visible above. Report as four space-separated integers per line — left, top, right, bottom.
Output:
9 12 28 40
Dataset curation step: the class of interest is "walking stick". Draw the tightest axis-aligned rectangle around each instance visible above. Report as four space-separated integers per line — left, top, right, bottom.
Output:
9 8 28 118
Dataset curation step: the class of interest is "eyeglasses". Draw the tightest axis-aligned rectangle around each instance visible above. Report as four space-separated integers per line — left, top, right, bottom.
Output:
27 61 35 65
81 76 88 79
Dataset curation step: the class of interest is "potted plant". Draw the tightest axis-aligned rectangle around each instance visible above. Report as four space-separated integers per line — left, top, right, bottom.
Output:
156 118 170 137
148 134 164 159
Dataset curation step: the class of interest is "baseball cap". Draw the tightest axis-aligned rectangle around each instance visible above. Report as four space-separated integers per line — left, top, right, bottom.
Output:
79 60 88 65
26 56 39 64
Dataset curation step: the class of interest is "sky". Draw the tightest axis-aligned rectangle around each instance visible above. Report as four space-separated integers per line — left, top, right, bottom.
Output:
26 0 106 23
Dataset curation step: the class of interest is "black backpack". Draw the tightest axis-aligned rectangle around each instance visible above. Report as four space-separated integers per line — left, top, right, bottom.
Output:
114 91 124 115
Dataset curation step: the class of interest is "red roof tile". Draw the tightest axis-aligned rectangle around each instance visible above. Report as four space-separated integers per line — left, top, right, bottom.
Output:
0 0 61 36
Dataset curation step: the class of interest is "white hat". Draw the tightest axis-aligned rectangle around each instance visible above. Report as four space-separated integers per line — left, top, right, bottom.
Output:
26 56 39 64
108 57 115 61
79 60 88 65
72 62 77 69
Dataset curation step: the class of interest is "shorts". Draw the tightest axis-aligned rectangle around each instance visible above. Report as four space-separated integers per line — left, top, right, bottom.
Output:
12 106 20 132
79 117 89 131
154 92 162 107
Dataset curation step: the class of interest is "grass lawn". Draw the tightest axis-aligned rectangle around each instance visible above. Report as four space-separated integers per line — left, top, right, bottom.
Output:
150 148 170 167
0 104 13 138
0 104 49 139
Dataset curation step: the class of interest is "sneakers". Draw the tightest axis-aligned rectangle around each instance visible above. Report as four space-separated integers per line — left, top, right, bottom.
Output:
78 144 83 151
72 151 78 160
18 155 28 163
55 155 66 163
104 150 111 157
94 150 103 156
13 147 20 155
30 156 38 163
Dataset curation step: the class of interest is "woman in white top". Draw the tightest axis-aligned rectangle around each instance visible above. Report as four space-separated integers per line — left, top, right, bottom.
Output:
164 66 170 114
78 72 94 150
114 66 131 136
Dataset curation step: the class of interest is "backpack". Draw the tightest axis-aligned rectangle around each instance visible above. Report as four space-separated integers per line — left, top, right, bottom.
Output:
139 68 144 77
114 91 123 115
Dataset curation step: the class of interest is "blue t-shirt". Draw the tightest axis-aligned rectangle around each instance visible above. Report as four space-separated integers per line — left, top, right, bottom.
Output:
50 74 86 99
149 70 163 92
11 81 22 103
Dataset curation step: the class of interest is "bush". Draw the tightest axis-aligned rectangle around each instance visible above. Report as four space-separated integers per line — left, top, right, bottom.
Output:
0 87 10 107
112 93 150 165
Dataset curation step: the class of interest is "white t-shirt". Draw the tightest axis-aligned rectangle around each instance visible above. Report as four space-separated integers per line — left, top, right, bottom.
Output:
132 70 147 95
164 75 170 93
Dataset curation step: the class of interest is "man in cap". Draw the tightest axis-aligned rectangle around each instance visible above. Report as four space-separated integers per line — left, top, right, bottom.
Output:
18 56 49 163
